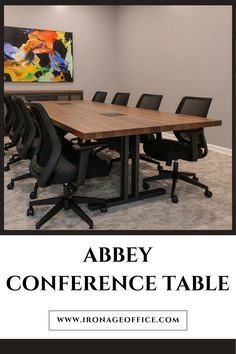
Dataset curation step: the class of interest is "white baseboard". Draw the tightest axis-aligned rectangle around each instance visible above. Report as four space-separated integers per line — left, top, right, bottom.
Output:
162 132 232 156
206 143 232 156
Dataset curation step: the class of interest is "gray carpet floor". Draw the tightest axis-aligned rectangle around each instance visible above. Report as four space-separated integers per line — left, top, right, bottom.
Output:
4 139 232 231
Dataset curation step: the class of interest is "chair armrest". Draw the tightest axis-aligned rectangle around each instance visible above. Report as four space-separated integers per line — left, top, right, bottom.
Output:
182 129 206 161
73 142 109 186
72 141 109 152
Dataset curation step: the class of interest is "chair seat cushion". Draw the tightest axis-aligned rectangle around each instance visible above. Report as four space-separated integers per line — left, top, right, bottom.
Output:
143 139 202 163
85 152 111 178
48 155 77 185
48 148 111 185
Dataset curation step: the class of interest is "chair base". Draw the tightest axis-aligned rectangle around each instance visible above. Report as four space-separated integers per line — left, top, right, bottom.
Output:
29 181 39 200
143 161 212 203
4 141 16 151
139 153 162 170
4 154 22 171
27 183 107 230
7 172 32 190
7 173 39 200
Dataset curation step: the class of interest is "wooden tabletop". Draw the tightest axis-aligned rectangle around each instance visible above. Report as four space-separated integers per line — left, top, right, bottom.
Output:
36 100 222 140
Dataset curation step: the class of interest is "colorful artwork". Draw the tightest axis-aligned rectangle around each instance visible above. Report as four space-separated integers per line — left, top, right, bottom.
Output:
4 26 73 82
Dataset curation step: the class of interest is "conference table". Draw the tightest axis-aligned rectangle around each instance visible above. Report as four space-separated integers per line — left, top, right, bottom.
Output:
37 100 222 210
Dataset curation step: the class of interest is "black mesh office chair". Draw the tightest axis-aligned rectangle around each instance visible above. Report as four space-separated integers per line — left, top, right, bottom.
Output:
6 97 40 199
136 93 163 110
4 95 16 139
136 94 163 166
111 92 130 106
4 95 16 159
4 95 25 171
142 96 213 203
92 91 107 103
26 103 111 230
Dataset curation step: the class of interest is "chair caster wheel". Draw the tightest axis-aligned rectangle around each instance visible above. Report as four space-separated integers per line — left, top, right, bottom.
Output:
143 181 150 190
27 206 34 216
100 204 107 213
193 176 199 181
171 195 179 203
7 181 14 190
89 224 94 229
4 165 10 172
36 224 40 230
30 191 37 199
205 190 212 198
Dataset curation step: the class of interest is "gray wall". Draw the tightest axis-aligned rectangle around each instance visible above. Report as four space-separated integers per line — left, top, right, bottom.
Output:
4 5 232 149
115 6 232 149
4 6 117 102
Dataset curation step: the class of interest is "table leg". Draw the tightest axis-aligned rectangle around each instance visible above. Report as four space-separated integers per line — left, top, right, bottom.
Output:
120 136 129 202
131 135 140 199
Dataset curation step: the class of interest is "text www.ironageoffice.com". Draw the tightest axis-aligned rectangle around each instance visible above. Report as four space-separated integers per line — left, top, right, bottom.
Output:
49 310 188 331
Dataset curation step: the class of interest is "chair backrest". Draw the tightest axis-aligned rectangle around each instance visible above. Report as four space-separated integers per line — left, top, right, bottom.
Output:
111 92 130 106
12 97 37 158
27 103 62 188
92 91 107 103
8 96 25 142
176 96 212 116
4 95 17 134
174 96 212 150
136 93 163 110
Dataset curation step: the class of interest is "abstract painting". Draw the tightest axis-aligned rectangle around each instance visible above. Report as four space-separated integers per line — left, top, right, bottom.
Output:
4 26 73 82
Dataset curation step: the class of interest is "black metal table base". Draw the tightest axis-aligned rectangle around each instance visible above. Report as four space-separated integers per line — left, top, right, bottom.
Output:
88 187 166 210
81 135 166 212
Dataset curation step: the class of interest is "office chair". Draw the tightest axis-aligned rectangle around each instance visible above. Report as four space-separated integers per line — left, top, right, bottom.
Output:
111 92 130 106
6 97 41 199
92 91 107 103
136 93 163 110
137 93 163 166
26 103 111 230
4 95 15 158
4 95 16 139
142 96 213 203
4 95 25 171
